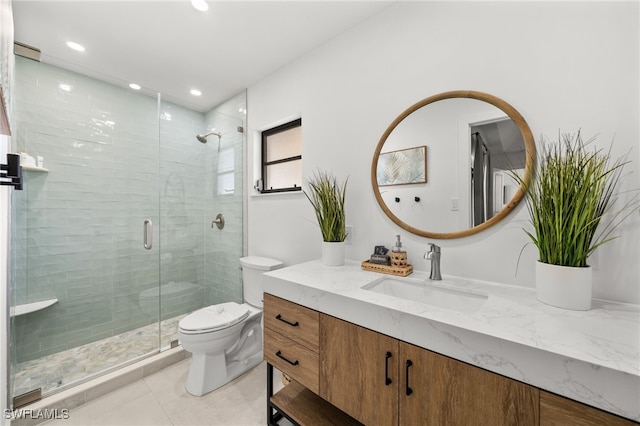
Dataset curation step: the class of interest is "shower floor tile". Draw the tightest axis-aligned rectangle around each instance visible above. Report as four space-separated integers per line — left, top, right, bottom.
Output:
13 315 186 397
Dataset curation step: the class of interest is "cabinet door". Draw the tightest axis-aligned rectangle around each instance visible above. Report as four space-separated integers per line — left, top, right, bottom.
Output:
540 391 638 426
319 314 399 426
400 342 539 426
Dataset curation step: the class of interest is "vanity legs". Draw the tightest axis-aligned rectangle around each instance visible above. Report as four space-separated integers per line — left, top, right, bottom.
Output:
267 362 299 426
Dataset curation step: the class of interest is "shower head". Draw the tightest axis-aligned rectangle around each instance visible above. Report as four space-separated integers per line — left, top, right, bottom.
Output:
196 131 222 144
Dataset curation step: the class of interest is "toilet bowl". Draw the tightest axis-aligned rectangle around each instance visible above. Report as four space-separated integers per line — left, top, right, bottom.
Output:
178 256 283 396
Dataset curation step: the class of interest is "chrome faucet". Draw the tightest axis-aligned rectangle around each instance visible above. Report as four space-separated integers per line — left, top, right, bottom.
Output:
424 243 442 280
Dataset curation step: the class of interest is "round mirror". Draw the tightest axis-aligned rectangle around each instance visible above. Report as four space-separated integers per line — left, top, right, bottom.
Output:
372 90 535 239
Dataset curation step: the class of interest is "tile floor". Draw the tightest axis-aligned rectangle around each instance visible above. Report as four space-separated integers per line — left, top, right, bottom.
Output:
14 315 186 397
41 360 285 426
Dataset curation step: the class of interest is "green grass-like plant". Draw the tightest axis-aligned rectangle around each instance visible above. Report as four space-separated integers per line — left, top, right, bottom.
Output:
518 131 637 267
304 171 348 242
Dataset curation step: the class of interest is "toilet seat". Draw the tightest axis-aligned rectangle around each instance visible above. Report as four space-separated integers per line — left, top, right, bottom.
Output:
179 302 250 334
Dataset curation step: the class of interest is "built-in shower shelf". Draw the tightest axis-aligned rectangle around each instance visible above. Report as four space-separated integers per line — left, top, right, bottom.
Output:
21 165 48 172
11 299 58 317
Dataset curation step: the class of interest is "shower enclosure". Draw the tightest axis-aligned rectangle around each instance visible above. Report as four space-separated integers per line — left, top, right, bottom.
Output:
471 131 491 226
9 56 246 404
469 119 526 228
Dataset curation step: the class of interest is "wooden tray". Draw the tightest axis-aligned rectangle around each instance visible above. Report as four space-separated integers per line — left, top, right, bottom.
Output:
361 260 413 277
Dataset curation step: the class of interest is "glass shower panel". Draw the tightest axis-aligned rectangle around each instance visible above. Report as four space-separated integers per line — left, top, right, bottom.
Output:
156 99 208 347
158 91 246 348
203 93 246 306
10 57 161 398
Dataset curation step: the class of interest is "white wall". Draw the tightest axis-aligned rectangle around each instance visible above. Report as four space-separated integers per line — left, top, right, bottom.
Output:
247 2 640 304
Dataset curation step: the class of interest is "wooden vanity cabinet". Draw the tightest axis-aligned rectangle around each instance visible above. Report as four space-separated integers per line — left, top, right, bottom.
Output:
320 313 539 426
319 314 399 425
540 391 638 426
263 293 320 393
264 293 638 426
399 341 539 425
264 293 363 426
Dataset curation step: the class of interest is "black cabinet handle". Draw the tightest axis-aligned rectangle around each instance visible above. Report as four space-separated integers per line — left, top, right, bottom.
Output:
385 351 393 385
275 351 299 366
405 359 413 396
275 314 299 327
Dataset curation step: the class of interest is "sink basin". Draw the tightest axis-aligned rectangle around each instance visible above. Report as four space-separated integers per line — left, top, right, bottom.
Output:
362 277 488 313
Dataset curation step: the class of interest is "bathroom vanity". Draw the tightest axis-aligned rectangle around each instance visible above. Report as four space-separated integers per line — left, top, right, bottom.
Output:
262 260 640 425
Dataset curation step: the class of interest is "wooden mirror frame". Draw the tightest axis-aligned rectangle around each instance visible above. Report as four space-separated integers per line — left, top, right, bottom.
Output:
371 90 536 239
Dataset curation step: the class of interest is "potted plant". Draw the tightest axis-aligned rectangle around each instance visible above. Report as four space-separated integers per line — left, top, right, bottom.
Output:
517 131 636 310
304 170 348 266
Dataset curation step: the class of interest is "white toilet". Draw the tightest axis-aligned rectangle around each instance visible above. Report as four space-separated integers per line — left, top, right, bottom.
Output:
178 256 283 396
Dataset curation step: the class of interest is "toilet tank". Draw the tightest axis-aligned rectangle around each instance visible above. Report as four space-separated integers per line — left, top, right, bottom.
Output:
239 256 283 308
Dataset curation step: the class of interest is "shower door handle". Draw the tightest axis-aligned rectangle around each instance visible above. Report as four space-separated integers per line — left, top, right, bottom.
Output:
143 219 153 250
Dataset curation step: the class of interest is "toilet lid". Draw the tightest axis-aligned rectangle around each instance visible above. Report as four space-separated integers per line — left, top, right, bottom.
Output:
239 256 284 271
180 302 250 333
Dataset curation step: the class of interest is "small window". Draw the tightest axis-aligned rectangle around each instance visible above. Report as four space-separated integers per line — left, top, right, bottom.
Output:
217 147 235 195
260 118 302 193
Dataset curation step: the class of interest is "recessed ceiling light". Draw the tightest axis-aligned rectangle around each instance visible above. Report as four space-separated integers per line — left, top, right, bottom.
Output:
129 83 141 90
190 89 202 96
58 83 72 92
66 41 85 52
191 0 208 12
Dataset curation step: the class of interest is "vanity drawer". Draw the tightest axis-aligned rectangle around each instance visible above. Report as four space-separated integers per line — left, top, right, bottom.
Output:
264 326 319 394
264 293 319 352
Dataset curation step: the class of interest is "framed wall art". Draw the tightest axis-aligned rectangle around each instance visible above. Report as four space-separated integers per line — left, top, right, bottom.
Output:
376 145 426 186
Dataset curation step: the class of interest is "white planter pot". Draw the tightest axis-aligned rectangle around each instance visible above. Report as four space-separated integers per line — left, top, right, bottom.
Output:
322 241 345 266
536 261 592 310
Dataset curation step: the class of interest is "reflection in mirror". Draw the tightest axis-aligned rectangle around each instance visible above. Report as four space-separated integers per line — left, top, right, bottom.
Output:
372 91 535 239
470 118 525 226
377 146 427 186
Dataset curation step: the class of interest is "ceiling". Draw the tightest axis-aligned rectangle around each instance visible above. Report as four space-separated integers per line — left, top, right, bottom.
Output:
12 1 394 112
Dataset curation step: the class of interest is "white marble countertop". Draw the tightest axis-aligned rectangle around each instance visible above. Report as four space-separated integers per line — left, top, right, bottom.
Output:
262 259 640 421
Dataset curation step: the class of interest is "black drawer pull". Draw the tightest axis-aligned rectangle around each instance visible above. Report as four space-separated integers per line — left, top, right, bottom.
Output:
275 351 299 366
276 314 299 327
405 359 414 396
385 351 392 385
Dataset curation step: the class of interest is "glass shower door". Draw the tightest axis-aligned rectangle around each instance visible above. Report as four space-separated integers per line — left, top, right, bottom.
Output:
9 58 247 403
9 57 162 400
158 91 246 349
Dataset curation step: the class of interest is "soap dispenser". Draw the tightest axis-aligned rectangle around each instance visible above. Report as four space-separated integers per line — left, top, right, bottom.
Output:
391 235 408 267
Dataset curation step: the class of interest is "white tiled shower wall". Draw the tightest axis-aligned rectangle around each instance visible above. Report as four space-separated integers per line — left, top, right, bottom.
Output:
10 56 244 364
